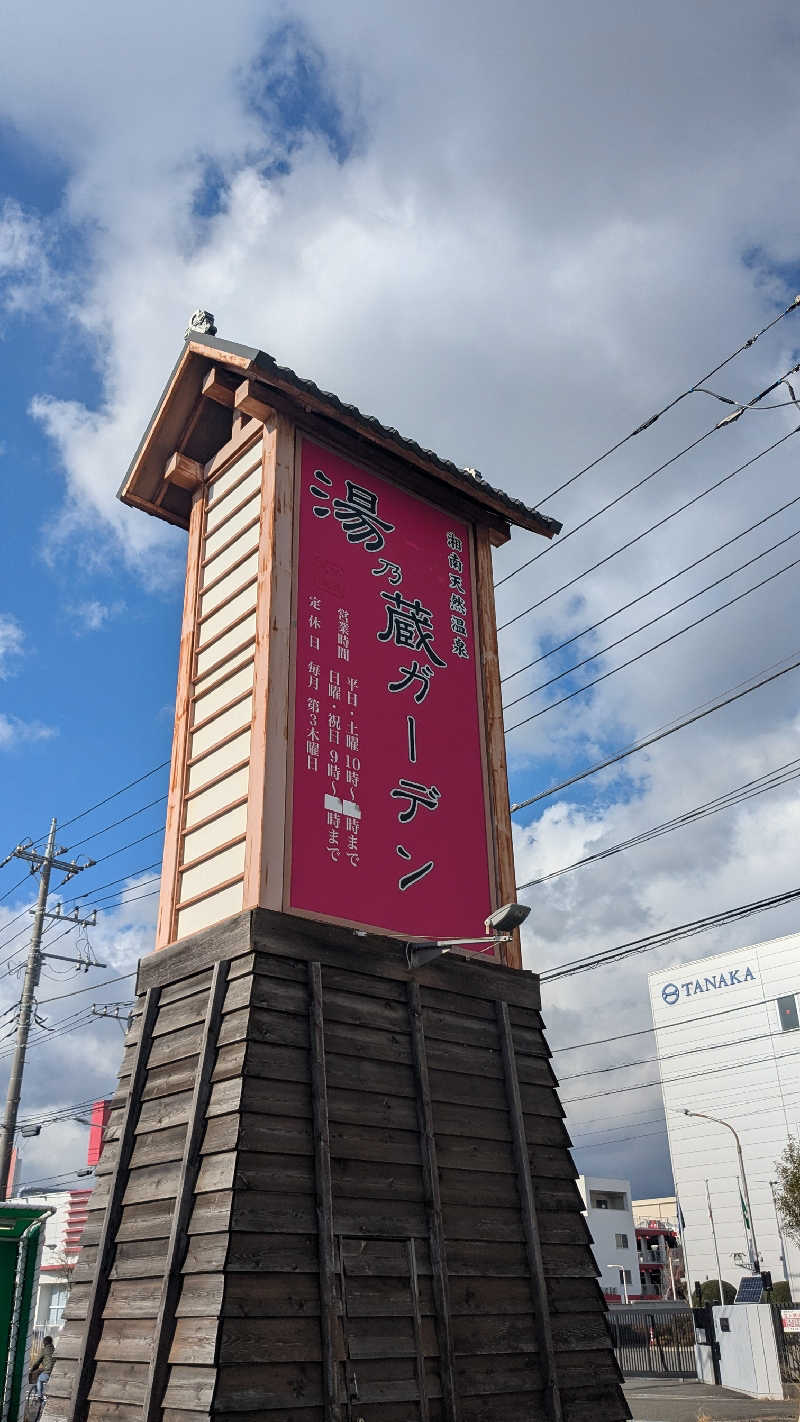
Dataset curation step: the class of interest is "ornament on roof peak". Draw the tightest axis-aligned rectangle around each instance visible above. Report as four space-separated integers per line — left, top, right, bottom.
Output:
186 310 217 339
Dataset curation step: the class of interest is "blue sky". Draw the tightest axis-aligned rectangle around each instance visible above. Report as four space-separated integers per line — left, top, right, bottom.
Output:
2 0 800 1199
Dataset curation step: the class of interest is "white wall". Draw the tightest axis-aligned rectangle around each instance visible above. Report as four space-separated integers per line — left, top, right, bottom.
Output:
577 1174 642 1296
712 1304 783 1399
649 932 800 1301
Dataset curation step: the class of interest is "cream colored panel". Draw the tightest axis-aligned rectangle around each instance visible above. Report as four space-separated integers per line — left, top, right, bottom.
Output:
195 614 257 678
183 802 248 866
190 697 252 760
206 468 262 535
179 840 246 905
206 443 262 506
186 729 251 794
176 880 244 940
197 585 258 649
203 493 261 561
184 766 250 828
193 663 254 726
201 528 260 589
199 550 260 620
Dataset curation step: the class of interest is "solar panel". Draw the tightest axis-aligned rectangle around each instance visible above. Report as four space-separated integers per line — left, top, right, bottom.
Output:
734 1275 765 1303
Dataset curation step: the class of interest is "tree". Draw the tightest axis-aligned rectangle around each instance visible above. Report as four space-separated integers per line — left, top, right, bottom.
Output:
773 1137 800 1244
692 1279 736 1306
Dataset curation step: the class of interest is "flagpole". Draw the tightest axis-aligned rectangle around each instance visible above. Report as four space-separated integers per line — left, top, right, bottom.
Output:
706 1179 725 1306
675 1191 692 1303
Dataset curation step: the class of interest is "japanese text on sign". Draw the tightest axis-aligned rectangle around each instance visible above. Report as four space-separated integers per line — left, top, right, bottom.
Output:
289 439 492 941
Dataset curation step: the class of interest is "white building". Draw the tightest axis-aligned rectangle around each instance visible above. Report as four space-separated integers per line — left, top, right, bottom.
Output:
576 1174 642 1299
649 932 800 1300
632 1195 677 1230
9 1187 93 1334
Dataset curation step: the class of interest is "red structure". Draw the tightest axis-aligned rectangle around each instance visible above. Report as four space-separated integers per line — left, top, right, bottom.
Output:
86 1100 111 1168
636 1219 680 1299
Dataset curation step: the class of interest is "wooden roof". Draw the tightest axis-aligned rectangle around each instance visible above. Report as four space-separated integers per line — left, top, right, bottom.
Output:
118 331 562 542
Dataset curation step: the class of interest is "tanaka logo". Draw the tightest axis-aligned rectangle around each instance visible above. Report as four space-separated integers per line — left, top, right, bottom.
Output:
661 967 755 1006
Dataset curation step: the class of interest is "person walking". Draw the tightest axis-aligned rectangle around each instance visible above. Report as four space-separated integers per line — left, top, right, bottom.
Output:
29 1336 55 1399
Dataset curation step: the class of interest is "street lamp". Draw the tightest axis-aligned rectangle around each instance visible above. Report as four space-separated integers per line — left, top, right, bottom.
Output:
675 1108 760 1272
605 1264 629 1305
405 902 531 969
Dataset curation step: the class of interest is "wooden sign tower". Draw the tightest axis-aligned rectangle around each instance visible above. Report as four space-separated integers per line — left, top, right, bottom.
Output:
47 315 629 1422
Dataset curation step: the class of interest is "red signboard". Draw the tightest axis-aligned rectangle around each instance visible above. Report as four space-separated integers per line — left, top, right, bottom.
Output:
288 437 493 944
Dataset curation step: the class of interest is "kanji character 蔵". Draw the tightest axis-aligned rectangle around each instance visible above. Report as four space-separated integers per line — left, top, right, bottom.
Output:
378 592 446 668
390 778 441 823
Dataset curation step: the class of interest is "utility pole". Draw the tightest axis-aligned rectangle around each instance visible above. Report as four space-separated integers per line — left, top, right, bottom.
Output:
0 820 99 1198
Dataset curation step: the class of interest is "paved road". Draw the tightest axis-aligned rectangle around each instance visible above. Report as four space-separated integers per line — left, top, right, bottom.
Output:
624 1378 798 1421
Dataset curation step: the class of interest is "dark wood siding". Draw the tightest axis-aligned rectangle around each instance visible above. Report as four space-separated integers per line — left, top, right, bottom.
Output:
49 909 628 1422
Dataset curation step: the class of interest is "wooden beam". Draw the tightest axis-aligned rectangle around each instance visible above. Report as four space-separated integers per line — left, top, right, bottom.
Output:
156 485 204 950
234 376 275 423
407 1238 430 1422
475 525 521 970
496 999 563 1422
163 451 203 491
141 960 229 1422
407 981 457 1422
308 960 343 1422
202 365 237 407
68 986 161 1422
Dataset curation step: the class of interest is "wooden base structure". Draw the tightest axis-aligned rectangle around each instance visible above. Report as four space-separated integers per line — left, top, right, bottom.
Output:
48 910 629 1422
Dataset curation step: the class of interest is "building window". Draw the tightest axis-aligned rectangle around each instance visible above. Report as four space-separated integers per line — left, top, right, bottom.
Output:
778 994 799 1032
590 1189 626 1210
624 1270 632 1285
615 1233 629 1249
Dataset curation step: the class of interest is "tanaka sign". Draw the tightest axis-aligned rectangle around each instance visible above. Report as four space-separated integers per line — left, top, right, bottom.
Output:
661 965 756 1007
288 439 492 941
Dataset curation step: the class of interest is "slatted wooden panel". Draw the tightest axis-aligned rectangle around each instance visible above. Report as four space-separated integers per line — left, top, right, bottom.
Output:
54 913 627 1422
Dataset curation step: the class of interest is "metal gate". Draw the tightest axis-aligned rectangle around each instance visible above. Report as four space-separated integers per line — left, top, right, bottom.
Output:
608 1307 697 1378
772 1304 800 1385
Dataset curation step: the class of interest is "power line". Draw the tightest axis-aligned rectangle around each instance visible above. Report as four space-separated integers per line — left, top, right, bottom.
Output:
508 648 800 810
0 875 31 908
32 760 170 843
516 759 800 891
540 884 800 982
495 363 800 591
498 424 800 630
529 294 800 509
37 974 135 1006
67 794 167 850
561 1044 800 1108
504 528 800 716
502 486 800 686
558 1025 786 1085
90 827 164 867
550 987 791 1057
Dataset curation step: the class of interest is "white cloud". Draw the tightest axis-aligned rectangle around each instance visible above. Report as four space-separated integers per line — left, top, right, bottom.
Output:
0 714 57 750
70 599 127 633
0 198 69 319
0 614 24 678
